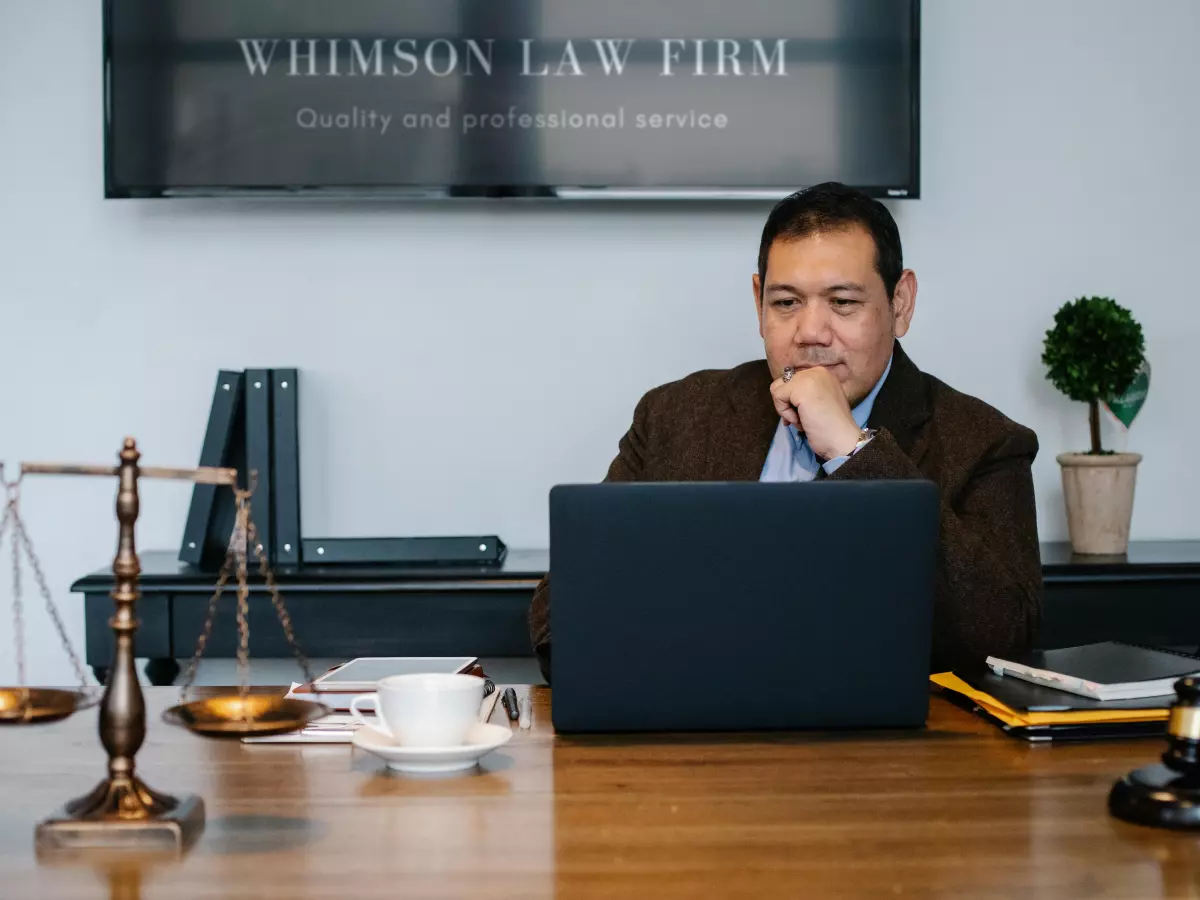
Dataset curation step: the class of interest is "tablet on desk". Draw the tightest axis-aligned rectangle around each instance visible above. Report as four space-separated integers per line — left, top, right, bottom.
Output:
310 656 478 692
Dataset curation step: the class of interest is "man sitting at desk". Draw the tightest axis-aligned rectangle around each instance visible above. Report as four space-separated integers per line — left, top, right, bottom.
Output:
528 182 1042 682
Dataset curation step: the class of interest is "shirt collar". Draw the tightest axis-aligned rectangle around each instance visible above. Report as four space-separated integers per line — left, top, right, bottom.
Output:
787 352 894 446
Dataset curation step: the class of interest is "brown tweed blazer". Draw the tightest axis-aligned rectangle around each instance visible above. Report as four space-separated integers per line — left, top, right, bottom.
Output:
528 340 1043 682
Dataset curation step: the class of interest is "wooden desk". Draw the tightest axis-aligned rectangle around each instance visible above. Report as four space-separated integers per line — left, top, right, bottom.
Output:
72 541 1200 685
3 688 1196 898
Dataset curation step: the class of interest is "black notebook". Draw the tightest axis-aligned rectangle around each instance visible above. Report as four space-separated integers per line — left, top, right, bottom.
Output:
986 642 1200 702
959 667 1176 712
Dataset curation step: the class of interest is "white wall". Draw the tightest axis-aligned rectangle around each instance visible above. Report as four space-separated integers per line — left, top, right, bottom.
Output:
2 0 1197 686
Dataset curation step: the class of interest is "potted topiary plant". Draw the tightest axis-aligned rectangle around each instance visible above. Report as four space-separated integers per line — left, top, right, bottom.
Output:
1042 296 1147 555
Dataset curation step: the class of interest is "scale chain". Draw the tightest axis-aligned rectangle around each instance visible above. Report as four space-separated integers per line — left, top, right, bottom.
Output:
7 498 26 688
0 466 90 694
176 484 315 710
177 489 256 705
13 513 90 690
176 553 234 700
247 518 315 688
0 505 11 570
234 496 251 711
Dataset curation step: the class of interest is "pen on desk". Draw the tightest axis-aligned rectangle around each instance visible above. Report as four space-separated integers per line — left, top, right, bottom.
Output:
501 687 519 721
478 689 500 723
518 694 531 730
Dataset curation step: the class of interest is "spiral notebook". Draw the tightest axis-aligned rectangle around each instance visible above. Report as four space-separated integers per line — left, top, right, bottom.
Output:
985 642 1200 702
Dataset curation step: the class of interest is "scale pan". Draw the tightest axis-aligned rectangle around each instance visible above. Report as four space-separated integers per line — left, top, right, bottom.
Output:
162 694 330 738
0 687 91 725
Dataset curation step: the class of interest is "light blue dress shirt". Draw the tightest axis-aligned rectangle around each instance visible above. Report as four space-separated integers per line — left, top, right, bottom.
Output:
759 354 893 482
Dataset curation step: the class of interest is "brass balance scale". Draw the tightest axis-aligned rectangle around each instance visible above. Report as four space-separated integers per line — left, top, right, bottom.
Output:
0 438 329 854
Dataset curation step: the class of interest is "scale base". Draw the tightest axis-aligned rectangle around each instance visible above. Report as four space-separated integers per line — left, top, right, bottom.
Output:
1109 763 1200 830
35 775 204 856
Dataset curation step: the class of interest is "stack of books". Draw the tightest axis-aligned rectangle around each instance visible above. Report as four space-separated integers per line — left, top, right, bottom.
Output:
934 641 1200 742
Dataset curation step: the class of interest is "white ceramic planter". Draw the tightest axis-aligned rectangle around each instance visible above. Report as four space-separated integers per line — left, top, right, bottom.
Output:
1056 452 1142 555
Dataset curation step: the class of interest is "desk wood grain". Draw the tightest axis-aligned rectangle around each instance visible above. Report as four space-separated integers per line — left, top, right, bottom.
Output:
0 687 1194 899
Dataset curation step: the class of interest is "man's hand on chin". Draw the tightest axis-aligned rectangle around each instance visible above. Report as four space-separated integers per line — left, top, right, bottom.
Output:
770 366 863 461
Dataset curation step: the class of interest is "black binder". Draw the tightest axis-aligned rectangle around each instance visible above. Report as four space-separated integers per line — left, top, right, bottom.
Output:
180 366 495 572
179 370 245 568
300 535 507 566
243 369 274 566
271 368 302 566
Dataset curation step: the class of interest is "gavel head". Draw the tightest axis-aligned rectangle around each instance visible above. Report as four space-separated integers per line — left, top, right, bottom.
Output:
1109 676 1200 829
1163 676 1200 776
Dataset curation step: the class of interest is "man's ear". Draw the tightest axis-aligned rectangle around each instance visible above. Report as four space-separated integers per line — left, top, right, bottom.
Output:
891 269 917 338
752 273 765 339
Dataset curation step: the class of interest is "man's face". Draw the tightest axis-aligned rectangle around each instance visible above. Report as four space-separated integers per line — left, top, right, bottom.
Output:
752 225 916 407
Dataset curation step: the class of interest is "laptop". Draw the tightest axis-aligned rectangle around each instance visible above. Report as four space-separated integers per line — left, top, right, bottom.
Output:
548 480 939 733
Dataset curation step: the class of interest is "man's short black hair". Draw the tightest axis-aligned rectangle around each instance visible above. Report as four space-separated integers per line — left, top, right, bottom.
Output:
757 182 903 300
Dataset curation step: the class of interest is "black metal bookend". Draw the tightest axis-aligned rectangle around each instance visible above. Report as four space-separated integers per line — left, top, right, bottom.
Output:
1110 677 1200 829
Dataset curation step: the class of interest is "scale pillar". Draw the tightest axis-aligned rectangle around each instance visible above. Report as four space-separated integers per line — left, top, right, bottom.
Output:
35 439 204 856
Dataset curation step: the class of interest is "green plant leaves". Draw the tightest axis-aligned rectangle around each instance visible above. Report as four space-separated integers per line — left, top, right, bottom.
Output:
1042 296 1145 404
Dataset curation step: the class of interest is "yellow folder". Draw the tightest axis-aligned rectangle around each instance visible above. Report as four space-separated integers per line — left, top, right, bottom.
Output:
931 672 1169 728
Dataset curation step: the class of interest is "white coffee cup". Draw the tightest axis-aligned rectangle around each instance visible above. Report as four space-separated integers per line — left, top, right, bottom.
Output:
350 673 485 747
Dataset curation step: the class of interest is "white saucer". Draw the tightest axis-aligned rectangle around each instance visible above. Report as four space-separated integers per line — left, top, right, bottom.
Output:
352 722 512 773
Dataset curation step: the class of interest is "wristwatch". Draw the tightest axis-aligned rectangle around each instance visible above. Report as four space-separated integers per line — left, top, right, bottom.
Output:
846 427 878 458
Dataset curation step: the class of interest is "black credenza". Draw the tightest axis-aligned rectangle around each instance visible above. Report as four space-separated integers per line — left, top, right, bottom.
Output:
1038 541 1200 650
72 542 1200 685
